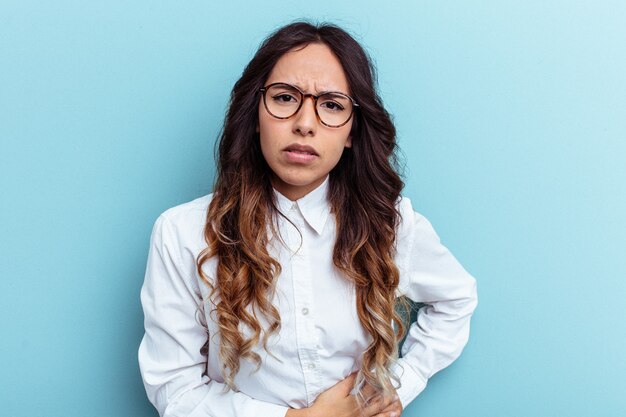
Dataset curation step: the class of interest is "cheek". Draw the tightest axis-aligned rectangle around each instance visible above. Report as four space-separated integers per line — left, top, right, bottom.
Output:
258 124 274 153
258 131 272 165
338 121 353 149
258 120 283 166
258 111 273 150
330 127 353 155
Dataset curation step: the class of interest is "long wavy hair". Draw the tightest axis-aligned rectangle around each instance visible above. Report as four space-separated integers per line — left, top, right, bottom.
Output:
196 21 408 404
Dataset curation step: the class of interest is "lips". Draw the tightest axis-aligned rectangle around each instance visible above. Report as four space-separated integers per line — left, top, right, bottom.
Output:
283 144 318 156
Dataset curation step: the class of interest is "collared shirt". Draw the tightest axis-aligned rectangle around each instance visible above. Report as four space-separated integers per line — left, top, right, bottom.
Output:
138 177 478 417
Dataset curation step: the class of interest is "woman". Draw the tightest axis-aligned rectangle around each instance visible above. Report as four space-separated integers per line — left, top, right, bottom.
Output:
139 21 477 417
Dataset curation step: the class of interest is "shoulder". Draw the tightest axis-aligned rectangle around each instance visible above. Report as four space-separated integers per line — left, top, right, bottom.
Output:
396 195 414 219
150 193 213 261
395 195 430 238
159 194 213 230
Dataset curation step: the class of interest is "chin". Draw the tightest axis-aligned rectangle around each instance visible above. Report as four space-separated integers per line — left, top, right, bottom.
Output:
274 173 320 189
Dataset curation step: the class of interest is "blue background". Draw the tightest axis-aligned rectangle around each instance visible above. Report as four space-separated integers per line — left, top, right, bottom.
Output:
1 1 625 416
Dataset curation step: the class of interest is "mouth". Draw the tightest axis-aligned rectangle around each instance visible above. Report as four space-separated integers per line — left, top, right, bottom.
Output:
283 144 319 156
282 144 318 164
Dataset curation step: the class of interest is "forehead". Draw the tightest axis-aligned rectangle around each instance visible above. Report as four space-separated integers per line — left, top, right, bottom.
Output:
265 43 350 94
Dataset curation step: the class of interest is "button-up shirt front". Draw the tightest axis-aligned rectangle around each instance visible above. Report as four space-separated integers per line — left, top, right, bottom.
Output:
139 177 478 417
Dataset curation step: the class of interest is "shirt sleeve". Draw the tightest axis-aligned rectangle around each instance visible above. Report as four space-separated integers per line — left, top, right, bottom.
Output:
138 214 289 417
391 205 478 409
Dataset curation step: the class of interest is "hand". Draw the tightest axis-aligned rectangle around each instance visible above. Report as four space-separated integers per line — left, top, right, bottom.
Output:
285 373 358 417
361 380 403 417
286 373 401 417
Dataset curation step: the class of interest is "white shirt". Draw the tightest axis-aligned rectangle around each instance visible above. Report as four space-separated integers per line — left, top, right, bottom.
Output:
138 177 478 417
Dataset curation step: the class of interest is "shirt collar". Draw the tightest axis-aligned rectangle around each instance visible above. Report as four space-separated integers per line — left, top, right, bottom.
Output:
273 176 331 235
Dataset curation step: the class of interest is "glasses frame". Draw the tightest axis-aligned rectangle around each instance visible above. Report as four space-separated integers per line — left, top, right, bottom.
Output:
259 82 359 128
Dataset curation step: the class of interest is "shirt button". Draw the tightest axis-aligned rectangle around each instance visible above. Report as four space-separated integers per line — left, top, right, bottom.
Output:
301 308 309 315
308 363 316 370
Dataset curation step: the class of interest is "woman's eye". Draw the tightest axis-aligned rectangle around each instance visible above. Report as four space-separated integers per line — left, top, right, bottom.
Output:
320 100 345 111
273 94 298 103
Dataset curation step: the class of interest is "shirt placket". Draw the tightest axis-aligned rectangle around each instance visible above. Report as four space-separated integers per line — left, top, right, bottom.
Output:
287 204 323 406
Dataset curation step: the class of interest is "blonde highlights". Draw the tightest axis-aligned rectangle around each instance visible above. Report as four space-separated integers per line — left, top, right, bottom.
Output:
196 173 282 387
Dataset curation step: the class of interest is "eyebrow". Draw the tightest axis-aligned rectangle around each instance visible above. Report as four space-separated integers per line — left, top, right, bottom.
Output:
319 91 349 99
280 82 350 97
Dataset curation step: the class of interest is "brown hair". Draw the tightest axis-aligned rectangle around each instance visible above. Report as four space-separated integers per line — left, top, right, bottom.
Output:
196 21 408 403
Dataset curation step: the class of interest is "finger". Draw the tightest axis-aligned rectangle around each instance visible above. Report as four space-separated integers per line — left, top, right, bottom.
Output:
379 396 400 410
362 395 394 416
371 402 402 417
377 399 402 414
371 412 400 417
360 384 376 399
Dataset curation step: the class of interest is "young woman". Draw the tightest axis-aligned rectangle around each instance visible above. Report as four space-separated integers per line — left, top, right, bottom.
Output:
139 22 477 417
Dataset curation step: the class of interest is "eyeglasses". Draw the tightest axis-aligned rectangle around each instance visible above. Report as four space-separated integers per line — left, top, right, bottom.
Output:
259 82 359 128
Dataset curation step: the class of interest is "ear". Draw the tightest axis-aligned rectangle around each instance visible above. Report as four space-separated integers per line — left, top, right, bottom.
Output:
345 135 352 148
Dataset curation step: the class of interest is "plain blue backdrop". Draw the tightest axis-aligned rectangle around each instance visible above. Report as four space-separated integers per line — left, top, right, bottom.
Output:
1 1 625 416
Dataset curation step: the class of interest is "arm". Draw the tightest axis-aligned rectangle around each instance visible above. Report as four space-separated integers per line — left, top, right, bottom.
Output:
392 207 478 409
138 214 289 417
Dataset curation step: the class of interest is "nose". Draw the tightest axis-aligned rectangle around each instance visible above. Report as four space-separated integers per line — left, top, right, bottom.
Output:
292 96 317 137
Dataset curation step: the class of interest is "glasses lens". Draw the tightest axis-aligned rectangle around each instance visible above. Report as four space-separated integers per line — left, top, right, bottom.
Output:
265 84 302 118
316 93 353 127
